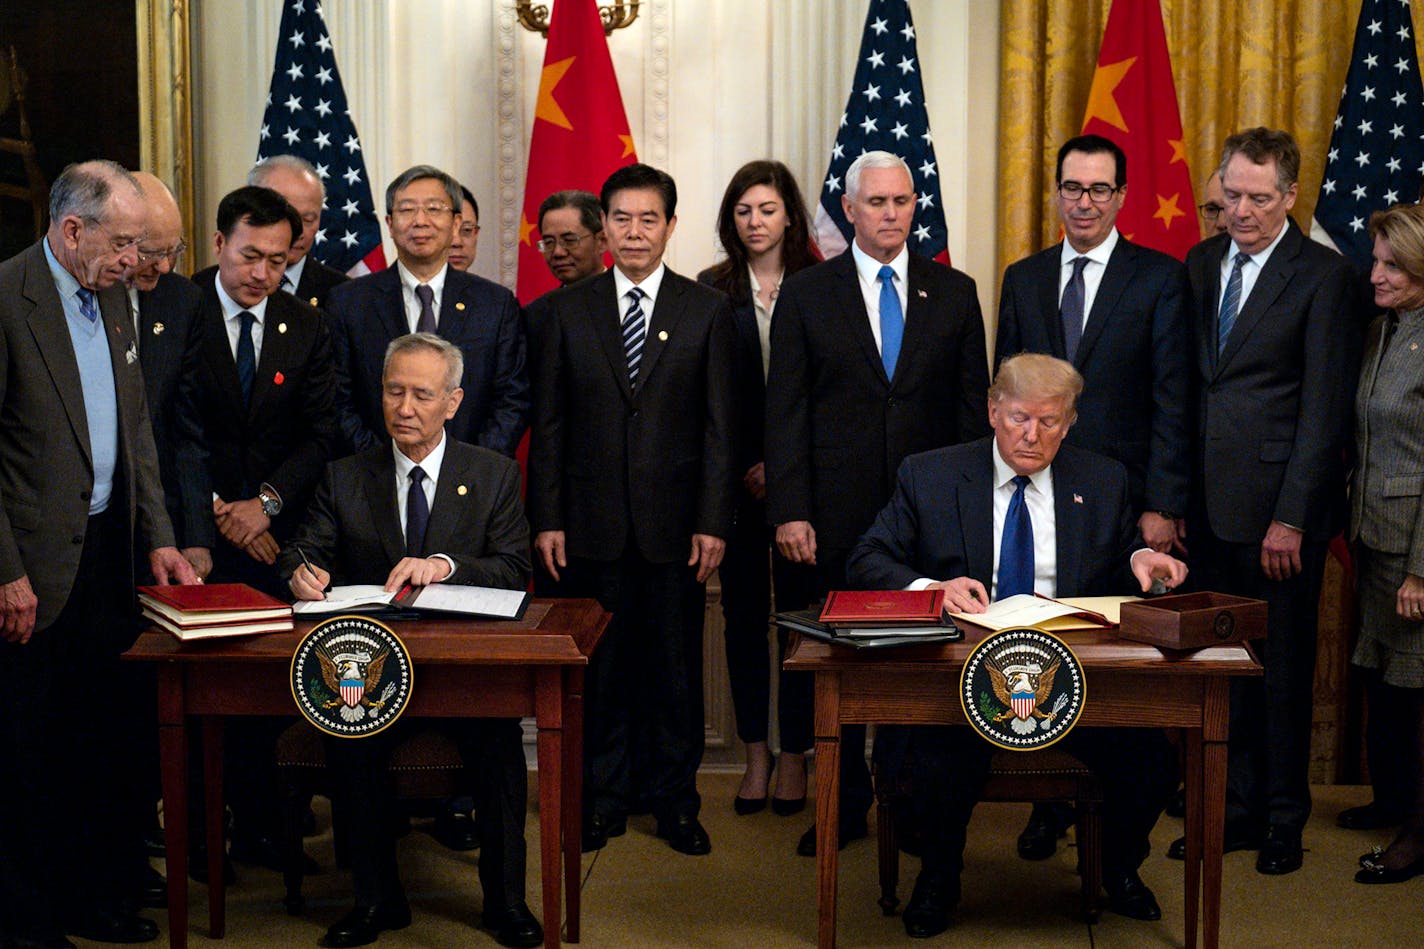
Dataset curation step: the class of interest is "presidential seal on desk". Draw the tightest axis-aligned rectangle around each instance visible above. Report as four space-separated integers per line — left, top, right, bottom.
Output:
291 615 414 738
960 627 1085 750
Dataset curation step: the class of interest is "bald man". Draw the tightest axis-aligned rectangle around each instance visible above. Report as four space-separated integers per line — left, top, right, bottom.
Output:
249 154 349 309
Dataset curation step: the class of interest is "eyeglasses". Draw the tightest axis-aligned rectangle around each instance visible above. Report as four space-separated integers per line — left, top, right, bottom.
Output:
1197 203 1225 221
391 202 453 221
457 223 481 238
84 219 141 255
136 241 187 264
536 232 593 254
1057 181 1122 204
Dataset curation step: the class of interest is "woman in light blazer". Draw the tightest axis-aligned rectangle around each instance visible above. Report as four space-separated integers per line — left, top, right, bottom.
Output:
1351 203 1424 884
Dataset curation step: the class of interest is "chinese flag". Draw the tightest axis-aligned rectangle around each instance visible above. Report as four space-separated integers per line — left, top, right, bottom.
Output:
1080 0 1196 260
516 0 637 305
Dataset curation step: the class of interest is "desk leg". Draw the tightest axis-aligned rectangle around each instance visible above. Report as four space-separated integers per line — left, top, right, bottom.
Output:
814 671 842 949
157 666 189 949
1183 727 1203 949
202 716 225 939
1201 680 1230 949
535 668 563 949
563 669 584 943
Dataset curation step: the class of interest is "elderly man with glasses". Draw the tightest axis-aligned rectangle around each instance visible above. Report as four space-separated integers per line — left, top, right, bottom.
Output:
994 132 1193 864
326 165 529 457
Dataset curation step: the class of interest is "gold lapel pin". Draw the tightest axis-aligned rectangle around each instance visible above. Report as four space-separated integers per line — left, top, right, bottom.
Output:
658 330 669 341
152 322 164 335
456 302 466 311
457 484 468 496
278 322 288 334
309 297 319 306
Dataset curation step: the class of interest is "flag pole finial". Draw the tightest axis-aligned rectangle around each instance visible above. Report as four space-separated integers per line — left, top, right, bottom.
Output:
516 0 639 39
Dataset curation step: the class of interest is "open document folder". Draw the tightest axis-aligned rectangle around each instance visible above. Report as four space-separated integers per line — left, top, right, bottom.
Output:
292 583 530 620
947 593 1140 632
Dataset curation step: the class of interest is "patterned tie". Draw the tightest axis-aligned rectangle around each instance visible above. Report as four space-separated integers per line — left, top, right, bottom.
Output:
76 288 99 324
1217 251 1251 354
415 283 437 334
281 273 294 293
997 475 1034 600
406 466 429 557
878 264 903 380
1060 256 1089 362
622 287 646 388
236 311 257 405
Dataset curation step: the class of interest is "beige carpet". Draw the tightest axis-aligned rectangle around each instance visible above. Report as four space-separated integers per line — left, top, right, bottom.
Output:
133 775 1414 948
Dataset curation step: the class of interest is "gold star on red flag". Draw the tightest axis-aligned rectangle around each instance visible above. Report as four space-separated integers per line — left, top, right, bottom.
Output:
1084 57 1137 133
535 56 576 130
1153 192 1186 229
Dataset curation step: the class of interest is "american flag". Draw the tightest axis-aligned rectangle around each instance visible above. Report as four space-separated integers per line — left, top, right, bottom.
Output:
814 0 948 264
258 0 385 275
1310 0 1424 270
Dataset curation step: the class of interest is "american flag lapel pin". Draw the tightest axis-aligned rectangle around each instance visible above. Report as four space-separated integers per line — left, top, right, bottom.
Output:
1073 493 1083 504
917 289 927 298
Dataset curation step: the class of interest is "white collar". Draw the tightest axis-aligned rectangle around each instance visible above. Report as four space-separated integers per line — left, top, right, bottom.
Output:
214 271 268 322
1062 227 1119 268
392 430 447 484
851 240 909 287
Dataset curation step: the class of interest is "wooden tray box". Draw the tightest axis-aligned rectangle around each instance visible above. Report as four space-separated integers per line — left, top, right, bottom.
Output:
1118 592 1267 650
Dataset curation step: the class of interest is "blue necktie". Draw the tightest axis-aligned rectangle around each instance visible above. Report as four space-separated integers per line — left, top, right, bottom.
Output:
878 264 903 380
76 288 99 323
406 466 429 557
622 287 646 387
236 311 257 405
1060 256 1089 361
1217 251 1251 354
997 475 1034 600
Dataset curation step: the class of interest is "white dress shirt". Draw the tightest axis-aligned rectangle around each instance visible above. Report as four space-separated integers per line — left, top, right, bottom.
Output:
214 273 267 363
989 441 1058 599
392 432 455 580
850 241 909 356
1218 222 1289 316
612 262 666 335
397 260 449 333
1059 228 1120 333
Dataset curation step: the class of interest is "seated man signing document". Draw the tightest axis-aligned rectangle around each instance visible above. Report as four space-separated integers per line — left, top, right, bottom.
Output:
846 353 1185 938
278 333 540 949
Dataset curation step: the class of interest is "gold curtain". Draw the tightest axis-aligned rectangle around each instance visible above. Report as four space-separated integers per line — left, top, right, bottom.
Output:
997 0 1423 276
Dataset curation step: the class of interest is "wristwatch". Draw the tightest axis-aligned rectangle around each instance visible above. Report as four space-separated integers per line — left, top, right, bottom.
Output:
258 483 283 517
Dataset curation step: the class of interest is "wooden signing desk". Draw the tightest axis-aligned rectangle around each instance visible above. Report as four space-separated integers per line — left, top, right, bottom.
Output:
124 598 610 949
784 626 1262 949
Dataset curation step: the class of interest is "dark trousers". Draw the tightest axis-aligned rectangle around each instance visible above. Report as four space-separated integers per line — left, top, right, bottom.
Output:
324 719 528 912
908 725 1178 880
719 502 808 748
564 550 706 824
774 548 874 823
0 510 142 935
1194 526 1329 831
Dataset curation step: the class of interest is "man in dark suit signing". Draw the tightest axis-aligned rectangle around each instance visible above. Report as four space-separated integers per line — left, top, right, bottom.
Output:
248 154 350 310
1177 127 1362 874
281 334 540 948
327 165 528 457
994 133 1192 858
527 163 736 856
765 150 990 855
848 353 1184 937
0 160 198 948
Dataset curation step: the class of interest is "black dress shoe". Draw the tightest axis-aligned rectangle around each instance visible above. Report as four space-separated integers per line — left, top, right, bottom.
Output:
1355 849 1424 884
323 903 412 948
770 795 806 817
1166 819 1261 860
1164 786 1186 819
432 810 479 851
1255 825 1303 875
1337 803 1404 830
734 794 767 815
1016 811 1064 861
64 905 159 944
141 824 166 859
902 873 959 938
230 834 320 874
132 865 168 910
482 901 544 948
1103 868 1161 920
657 814 711 855
795 820 868 857
580 813 626 852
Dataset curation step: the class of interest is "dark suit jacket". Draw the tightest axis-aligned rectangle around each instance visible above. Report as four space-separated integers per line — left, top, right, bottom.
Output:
847 438 1138 597
289 256 348 311
184 267 339 542
1186 220 1362 543
695 271 765 482
764 249 990 555
995 236 1192 514
277 440 530 590
526 266 736 563
135 272 212 549
0 241 174 629
326 265 529 457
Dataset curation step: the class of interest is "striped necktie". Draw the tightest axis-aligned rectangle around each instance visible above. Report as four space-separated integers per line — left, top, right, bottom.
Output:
1217 251 1251 354
622 287 646 387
